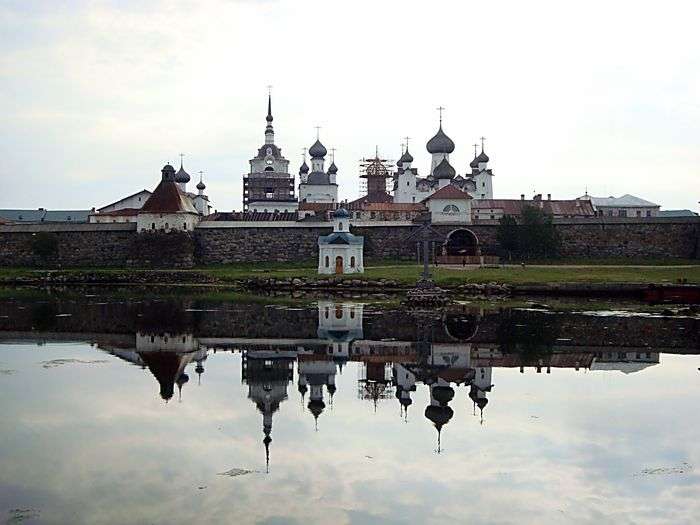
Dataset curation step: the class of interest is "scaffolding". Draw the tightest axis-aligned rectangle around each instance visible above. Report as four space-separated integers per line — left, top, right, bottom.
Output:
359 149 395 197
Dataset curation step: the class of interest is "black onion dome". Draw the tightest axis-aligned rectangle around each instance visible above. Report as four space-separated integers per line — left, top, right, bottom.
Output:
299 161 309 174
333 207 350 218
469 156 480 169
399 149 414 164
426 125 455 154
476 151 489 163
434 158 456 179
307 171 330 185
175 165 191 183
399 396 412 407
308 399 326 418
432 385 455 405
425 405 454 429
196 180 206 191
327 161 338 174
309 139 327 158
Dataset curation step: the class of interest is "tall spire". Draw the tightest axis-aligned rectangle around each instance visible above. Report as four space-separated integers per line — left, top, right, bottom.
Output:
264 86 274 144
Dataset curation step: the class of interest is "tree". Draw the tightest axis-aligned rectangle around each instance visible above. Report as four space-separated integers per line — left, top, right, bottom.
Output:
496 205 561 260
31 232 59 265
496 215 518 261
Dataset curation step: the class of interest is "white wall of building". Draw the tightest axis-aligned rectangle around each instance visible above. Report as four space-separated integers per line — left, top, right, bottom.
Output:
299 183 338 204
248 201 298 213
427 198 472 223
97 190 151 213
136 212 199 232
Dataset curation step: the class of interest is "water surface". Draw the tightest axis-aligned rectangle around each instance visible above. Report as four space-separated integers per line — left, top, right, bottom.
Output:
0 291 699 524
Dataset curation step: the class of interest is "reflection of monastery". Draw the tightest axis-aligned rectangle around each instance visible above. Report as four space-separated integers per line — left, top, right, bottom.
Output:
84 302 663 462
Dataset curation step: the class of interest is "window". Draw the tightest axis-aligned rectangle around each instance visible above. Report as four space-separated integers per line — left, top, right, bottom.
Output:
442 205 459 214
165 222 169 230
339 222 343 230
607 210 614 217
407 181 410 186
350 256 355 267
636 210 641 217
482 182 485 187
646 210 652 217
325 256 329 267
183 223 187 230
151 223 156 230
619 209 627 217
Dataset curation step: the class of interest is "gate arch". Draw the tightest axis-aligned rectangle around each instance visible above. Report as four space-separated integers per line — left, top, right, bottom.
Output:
443 229 479 257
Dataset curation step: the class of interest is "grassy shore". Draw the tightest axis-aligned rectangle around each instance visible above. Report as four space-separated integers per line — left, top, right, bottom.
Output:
2 261 697 286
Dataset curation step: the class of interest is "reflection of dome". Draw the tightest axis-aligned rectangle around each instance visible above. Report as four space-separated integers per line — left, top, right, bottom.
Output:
333 208 349 218
425 405 454 429
298 383 308 396
426 126 455 154
327 384 337 396
432 385 455 405
399 396 412 407
308 399 326 418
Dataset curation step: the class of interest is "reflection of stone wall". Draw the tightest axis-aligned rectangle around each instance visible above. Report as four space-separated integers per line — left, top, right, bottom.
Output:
0 298 697 351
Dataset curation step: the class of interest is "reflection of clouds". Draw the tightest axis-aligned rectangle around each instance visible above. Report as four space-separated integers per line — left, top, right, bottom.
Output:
1 344 700 524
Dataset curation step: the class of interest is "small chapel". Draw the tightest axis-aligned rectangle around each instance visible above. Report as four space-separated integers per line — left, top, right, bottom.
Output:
317 208 364 275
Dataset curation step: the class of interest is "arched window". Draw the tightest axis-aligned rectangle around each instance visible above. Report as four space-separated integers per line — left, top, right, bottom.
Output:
350 256 355 267
339 222 343 230
443 205 460 214
325 256 329 267
335 306 343 319
165 222 169 230
151 223 156 230
183 222 187 230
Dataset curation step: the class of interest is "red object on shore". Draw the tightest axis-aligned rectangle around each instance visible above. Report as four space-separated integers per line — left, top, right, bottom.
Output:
643 285 700 304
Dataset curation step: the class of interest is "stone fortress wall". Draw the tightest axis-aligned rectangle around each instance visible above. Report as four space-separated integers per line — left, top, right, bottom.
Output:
0 217 697 267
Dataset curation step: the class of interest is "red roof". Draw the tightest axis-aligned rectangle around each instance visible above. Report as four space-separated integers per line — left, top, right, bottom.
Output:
423 185 473 201
95 207 140 217
473 199 595 217
140 180 198 214
298 202 336 212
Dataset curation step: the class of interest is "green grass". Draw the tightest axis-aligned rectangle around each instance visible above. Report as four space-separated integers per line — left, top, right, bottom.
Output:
1 262 699 286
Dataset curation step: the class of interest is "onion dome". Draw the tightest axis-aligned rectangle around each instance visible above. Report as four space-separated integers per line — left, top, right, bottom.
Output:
398 149 414 165
327 161 338 175
425 405 454 430
308 399 326 418
299 160 309 175
327 384 337 396
309 139 327 158
307 171 330 185
476 151 489 163
298 383 308 396
434 158 456 179
196 180 206 191
333 207 350 219
426 125 455 154
432 385 455 405
161 164 176 181
266 94 273 123
175 163 191 183
469 156 479 169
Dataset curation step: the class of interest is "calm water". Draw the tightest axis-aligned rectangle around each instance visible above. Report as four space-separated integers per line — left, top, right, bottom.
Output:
0 290 699 524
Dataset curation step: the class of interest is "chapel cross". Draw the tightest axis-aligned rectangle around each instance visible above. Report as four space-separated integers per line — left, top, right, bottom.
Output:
480 136 486 151
473 143 479 157
437 106 445 124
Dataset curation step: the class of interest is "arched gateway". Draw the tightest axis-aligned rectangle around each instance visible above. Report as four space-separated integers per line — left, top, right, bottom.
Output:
436 229 497 265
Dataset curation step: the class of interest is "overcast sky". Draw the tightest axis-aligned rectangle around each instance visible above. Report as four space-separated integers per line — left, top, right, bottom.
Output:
1 0 698 212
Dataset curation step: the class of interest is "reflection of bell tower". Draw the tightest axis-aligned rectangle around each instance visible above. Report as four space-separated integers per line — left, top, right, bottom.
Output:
244 353 294 473
297 355 338 430
424 380 455 453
